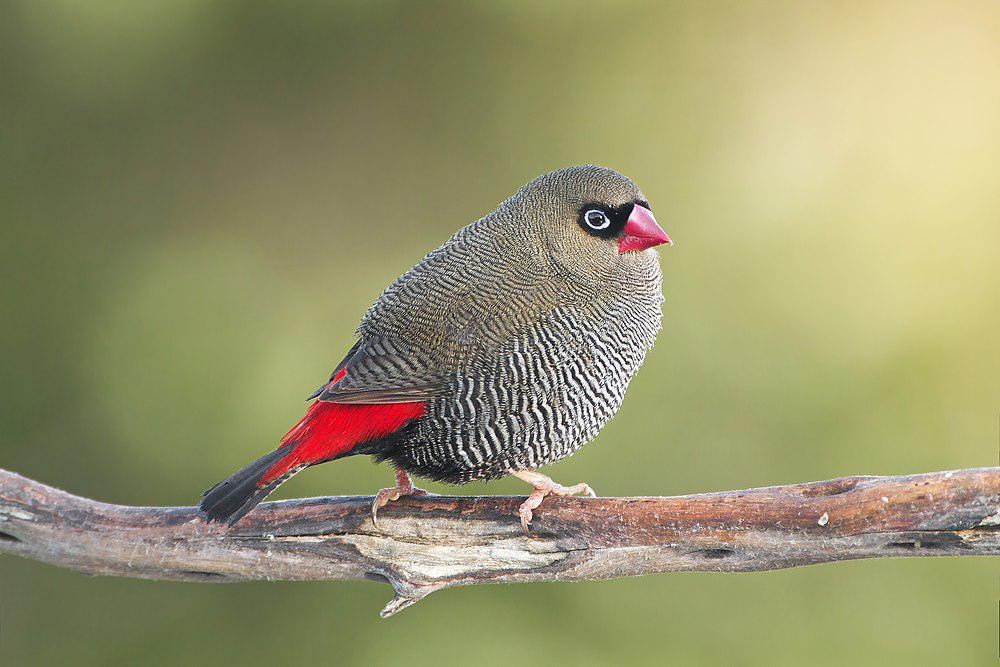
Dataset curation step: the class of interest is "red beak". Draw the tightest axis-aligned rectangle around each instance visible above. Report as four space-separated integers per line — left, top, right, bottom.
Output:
618 204 672 253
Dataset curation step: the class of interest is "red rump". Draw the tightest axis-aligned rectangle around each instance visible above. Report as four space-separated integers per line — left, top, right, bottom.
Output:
260 370 425 484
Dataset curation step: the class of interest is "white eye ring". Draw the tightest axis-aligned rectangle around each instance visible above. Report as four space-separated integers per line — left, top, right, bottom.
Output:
584 209 611 230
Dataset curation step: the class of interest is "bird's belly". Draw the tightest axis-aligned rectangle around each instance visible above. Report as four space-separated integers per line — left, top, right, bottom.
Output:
393 303 661 484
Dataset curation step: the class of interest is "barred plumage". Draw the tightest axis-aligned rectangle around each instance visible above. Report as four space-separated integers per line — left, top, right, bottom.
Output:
200 164 668 526
360 165 664 482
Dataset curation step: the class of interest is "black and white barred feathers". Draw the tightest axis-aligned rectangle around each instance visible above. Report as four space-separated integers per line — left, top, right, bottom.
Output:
351 165 665 483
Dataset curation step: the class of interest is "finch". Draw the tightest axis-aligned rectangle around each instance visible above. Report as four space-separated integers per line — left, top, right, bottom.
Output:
200 165 671 532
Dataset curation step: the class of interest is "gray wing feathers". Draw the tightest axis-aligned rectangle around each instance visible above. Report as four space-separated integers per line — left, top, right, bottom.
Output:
316 338 441 405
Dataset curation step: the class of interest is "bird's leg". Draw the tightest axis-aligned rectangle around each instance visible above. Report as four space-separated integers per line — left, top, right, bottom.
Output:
512 470 596 534
371 468 429 526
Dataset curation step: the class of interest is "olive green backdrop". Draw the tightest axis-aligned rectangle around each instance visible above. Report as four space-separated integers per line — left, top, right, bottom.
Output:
2 2 998 665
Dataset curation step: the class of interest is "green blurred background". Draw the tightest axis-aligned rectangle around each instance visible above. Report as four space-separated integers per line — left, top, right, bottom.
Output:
2 1 998 665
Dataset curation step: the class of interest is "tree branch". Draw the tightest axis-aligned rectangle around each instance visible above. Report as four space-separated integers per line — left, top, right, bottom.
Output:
1 467 997 617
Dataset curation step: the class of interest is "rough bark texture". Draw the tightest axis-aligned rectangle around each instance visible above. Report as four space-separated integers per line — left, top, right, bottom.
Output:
1 467 997 617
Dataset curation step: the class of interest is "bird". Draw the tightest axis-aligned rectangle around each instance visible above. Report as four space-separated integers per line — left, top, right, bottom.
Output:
199 165 671 533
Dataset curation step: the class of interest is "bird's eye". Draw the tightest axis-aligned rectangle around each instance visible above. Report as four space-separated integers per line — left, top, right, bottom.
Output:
584 209 611 230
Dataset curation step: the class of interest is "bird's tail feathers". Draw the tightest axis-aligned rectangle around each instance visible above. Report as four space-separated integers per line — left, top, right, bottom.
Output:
199 398 425 525
199 446 301 525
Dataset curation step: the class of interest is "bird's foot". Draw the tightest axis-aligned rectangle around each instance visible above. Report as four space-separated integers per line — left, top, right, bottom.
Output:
512 470 596 535
372 469 428 526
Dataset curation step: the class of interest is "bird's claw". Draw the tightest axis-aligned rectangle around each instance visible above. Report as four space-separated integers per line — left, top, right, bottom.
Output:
371 488 399 527
513 471 597 535
371 469 427 527
519 504 535 534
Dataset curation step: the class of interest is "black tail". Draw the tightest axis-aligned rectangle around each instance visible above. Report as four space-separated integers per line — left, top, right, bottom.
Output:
199 447 295 525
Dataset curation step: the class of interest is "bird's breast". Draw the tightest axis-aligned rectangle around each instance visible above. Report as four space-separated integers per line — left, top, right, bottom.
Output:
397 275 663 482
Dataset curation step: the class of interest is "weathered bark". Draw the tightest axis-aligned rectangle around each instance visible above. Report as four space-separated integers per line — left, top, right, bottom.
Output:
1 467 997 617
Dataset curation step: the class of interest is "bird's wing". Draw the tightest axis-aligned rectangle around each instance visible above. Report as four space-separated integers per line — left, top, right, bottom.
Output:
307 338 443 405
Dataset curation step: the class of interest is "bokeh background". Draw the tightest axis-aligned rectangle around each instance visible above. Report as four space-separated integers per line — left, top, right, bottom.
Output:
2 1 999 665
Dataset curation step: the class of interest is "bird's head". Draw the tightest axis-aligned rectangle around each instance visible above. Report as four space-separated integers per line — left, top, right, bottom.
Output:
504 165 671 280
